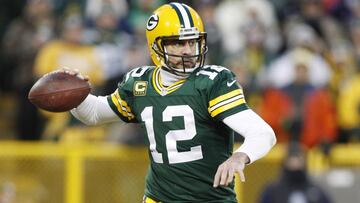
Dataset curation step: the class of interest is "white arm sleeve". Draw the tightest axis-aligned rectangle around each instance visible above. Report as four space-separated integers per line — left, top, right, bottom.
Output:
70 94 122 125
223 109 276 164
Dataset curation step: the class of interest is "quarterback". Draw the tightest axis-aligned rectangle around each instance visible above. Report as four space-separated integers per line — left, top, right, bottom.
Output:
70 3 276 203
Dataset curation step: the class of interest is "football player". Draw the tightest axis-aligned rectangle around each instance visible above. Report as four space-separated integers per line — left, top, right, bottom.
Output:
69 3 276 202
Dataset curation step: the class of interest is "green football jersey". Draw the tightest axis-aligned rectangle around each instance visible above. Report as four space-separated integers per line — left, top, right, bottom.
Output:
107 65 249 202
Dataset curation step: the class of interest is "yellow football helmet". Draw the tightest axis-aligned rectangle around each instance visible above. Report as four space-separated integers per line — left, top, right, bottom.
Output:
146 3 208 75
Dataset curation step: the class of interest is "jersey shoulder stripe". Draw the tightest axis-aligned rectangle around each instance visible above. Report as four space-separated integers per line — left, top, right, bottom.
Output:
195 65 248 118
107 90 135 122
107 66 155 122
208 89 246 117
209 89 243 107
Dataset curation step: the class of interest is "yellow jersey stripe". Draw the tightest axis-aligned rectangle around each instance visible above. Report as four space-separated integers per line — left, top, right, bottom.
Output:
209 94 244 112
113 92 127 112
169 78 185 87
144 197 161 203
155 67 162 89
112 94 130 118
111 94 125 115
113 93 126 111
114 92 134 116
111 93 134 119
167 78 186 89
152 67 162 94
209 89 243 107
166 87 181 94
210 98 246 117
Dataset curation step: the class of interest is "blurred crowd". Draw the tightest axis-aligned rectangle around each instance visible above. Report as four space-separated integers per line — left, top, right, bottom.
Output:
0 0 360 152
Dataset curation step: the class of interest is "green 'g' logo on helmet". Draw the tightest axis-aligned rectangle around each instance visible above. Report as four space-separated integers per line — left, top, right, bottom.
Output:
147 14 159 31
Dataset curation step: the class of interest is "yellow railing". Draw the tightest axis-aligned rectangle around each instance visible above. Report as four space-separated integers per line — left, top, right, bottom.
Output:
0 141 359 203
0 142 149 203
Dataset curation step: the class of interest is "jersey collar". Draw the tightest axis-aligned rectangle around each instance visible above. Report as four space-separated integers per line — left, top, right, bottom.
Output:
152 67 186 96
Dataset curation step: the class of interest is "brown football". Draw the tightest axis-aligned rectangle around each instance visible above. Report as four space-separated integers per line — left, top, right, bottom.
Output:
28 71 91 112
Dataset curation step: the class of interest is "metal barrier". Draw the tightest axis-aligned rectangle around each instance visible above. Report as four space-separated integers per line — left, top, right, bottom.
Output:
0 142 358 203
0 142 148 203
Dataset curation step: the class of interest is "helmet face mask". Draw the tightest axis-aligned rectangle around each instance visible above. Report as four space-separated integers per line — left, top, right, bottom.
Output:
146 3 208 76
153 33 208 75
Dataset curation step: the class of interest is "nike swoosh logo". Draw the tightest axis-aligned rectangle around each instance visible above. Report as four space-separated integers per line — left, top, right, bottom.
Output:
227 80 236 87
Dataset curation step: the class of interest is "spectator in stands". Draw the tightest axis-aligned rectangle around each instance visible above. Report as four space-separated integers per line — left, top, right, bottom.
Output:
258 87 293 143
259 142 332 203
35 14 104 86
266 23 332 89
337 65 360 142
84 0 132 95
282 63 315 141
350 20 360 64
259 62 314 143
334 20 360 143
214 0 281 57
299 0 347 51
346 0 360 24
128 0 165 36
301 87 337 149
0 1 25 91
260 50 337 148
195 0 224 65
34 14 105 141
326 43 357 97
83 0 149 145
228 13 281 97
2 0 55 140
125 0 165 72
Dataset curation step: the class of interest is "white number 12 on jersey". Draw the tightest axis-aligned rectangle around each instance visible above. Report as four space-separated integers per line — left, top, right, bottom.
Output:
141 105 203 164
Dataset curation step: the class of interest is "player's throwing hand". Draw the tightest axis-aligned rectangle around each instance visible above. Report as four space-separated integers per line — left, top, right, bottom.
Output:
58 67 89 82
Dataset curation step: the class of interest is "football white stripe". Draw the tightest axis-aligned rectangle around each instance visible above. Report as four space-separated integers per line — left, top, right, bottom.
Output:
172 3 191 28
116 98 134 117
210 95 244 112
155 68 161 89
167 83 182 91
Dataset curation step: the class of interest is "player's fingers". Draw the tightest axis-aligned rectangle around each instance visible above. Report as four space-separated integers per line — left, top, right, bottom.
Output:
226 168 235 185
68 69 78 76
73 69 80 75
76 74 89 82
60 67 70 71
213 166 223 187
219 166 229 186
237 169 246 182
59 67 78 76
59 67 71 73
62 69 74 75
77 74 85 80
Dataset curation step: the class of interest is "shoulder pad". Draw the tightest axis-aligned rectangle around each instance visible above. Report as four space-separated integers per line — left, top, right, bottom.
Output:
196 65 232 81
117 66 154 91
123 66 154 83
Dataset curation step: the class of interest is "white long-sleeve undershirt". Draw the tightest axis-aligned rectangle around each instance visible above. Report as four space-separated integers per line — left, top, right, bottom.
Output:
70 94 120 125
71 94 276 163
223 109 276 163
